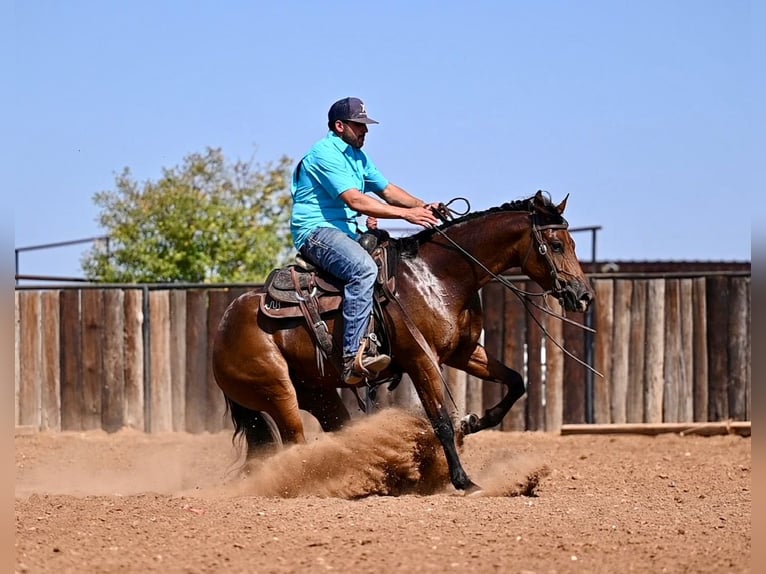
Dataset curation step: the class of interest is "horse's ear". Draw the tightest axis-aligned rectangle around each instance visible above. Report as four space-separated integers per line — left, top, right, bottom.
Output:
533 190 546 211
555 193 570 215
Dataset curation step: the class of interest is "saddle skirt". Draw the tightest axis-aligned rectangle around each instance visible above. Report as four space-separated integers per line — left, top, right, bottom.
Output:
259 265 343 319
259 242 396 320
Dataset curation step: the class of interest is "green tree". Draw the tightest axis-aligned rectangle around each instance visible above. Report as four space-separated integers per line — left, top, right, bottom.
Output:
82 147 293 283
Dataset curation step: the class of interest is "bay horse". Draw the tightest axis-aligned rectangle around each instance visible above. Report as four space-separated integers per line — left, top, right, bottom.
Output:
212 191 594 493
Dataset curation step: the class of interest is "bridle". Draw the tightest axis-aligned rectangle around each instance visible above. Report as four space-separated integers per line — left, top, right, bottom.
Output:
524 214 570 295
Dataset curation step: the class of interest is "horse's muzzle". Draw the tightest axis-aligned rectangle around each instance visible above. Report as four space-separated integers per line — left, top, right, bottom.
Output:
556 281 594 313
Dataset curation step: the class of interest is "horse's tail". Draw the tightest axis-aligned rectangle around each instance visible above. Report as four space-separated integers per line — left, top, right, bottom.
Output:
224 396 282 459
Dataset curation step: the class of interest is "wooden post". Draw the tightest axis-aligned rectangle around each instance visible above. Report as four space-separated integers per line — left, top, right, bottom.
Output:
562 312 586 425
18 291 41 428
727 277 749 420
481 282 504 426
445 367 466 419
662 279 681 423
169 290 187 431
40 291 61 431
149 290 173 432
592 279 614 424
525 282 545 431
610 280 632 424
706 276 730 420
81 289 104 430
185 290 208 433
544 298 564 432
15 291 20 427
627 280 647 422
59 289 82 430
692 278 708 422
101 289 125 432
678 279 694 421
644 279 665 423
502 284 526 431
123 289 145 430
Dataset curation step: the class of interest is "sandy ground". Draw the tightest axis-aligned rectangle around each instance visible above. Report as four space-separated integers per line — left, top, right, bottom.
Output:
15 409 750 573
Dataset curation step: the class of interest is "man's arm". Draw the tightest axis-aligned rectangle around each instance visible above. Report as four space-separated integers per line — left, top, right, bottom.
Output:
340 188 439 228
377 183 428 208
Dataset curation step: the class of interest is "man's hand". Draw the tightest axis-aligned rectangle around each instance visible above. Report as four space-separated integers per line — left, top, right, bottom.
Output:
404 205 440 228
366 216 379 230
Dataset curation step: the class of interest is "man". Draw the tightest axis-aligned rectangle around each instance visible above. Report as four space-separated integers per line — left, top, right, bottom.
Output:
291 96 439 385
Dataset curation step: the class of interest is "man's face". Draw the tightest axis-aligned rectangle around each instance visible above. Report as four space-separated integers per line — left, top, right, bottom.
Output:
336 120 368 149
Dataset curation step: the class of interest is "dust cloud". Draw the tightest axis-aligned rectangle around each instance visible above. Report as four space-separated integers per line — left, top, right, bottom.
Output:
221 409 549 499
15 409 551 500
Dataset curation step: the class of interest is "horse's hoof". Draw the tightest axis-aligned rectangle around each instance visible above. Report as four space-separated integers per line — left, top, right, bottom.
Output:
464 481 483 497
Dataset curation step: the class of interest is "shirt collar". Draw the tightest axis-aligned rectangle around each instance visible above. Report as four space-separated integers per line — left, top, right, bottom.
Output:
327 131 352 153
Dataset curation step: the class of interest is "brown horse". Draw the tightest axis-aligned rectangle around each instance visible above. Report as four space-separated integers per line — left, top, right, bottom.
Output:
212 191 594 493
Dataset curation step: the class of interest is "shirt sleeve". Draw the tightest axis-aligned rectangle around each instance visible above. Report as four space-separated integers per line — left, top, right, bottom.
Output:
362 155 389 194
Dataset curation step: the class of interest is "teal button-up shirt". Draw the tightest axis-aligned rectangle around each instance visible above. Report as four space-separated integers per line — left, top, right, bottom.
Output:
290 132 389 250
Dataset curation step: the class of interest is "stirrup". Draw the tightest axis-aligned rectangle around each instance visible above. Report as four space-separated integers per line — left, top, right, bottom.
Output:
353 339 391 377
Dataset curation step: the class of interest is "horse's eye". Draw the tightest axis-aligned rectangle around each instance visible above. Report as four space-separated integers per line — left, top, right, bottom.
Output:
551 241 564 253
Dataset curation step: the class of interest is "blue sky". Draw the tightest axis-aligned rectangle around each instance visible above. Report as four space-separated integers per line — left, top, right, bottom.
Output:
7 0 760 282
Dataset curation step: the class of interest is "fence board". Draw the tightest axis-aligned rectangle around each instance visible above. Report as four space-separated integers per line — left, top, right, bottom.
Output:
41 291 61 431
149 291 173 432
728 277 749 420
610 280 632 423
18 292 41 427
446 367 467 419
123 289 145 430
525 282 545 431
15 291 20 426
692 278 708 422
169 290 187 431
81 290 104 430
502 285 526 431
206 290 231 432
706 276 730 420
678 279 694 421
59 290 82 430
644 280 665 423
592 279 614 424
101 290 125 432
482 283 505 425
185 290 208 433
627 281 647 422
562 313 586 425
662 280 681 423
544 298 564 432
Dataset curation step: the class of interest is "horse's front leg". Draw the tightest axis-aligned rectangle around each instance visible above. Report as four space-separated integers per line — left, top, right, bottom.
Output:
408 358 481 494
446 343 525 437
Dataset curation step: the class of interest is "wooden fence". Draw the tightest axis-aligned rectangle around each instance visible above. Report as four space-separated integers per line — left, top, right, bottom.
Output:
14 272 750 433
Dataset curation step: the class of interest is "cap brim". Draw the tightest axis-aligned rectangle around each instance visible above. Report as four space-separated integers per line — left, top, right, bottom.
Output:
348 117 379 124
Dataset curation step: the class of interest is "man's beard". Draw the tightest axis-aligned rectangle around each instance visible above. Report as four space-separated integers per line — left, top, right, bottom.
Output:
340 131 364 149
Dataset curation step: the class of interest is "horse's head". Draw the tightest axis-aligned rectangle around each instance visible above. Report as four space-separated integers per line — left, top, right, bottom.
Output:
521 191 594 313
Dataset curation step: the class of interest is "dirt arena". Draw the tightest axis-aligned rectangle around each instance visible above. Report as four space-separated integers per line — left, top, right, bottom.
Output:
15 409 750 573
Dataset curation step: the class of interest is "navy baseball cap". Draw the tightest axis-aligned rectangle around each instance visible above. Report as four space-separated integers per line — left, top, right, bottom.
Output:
328 97 379 125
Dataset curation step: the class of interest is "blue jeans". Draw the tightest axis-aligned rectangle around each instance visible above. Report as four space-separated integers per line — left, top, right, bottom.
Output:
300 227 378 358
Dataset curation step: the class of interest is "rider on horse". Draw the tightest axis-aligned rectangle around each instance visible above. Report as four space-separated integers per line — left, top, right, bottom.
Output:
290 97 440 385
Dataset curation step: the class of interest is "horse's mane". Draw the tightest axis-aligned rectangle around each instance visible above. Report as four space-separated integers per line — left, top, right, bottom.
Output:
393 192 564 259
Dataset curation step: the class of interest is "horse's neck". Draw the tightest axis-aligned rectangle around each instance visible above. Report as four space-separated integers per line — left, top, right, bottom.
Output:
410 214 529 300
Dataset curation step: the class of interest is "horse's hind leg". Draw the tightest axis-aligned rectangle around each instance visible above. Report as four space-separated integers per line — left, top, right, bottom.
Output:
296 387 351 433
446 343 525 436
